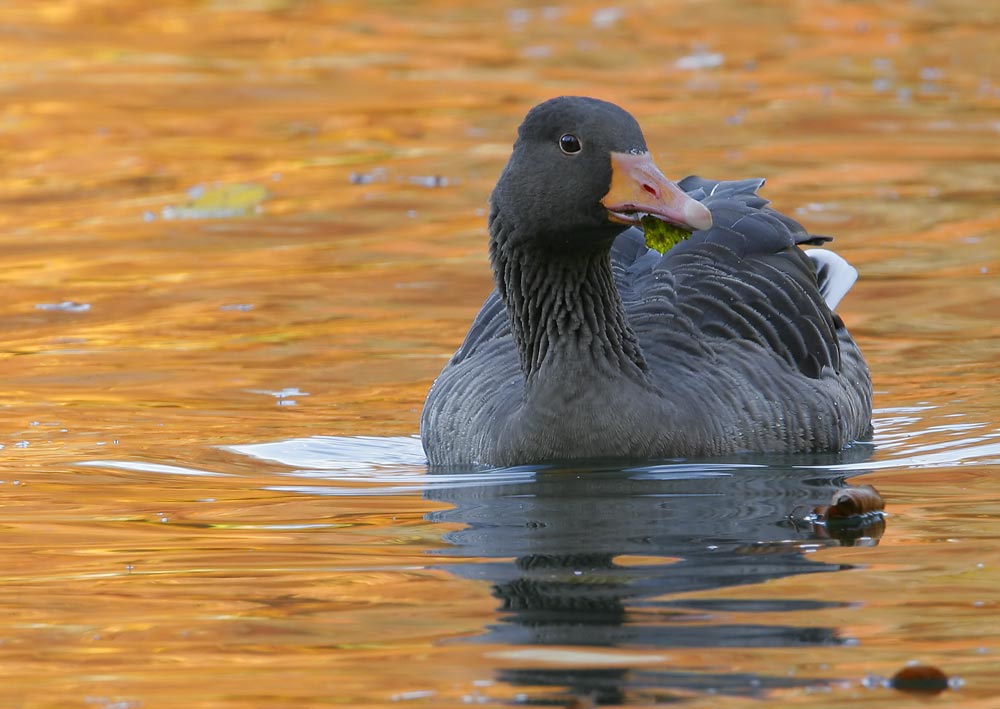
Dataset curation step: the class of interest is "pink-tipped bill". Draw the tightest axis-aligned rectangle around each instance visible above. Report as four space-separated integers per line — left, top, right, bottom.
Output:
601 151 713 232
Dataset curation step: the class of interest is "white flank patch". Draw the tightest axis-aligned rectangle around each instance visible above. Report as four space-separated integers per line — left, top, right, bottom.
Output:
806 249 858 310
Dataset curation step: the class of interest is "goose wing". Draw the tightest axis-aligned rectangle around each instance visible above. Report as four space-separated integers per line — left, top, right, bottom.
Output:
615 177 850 380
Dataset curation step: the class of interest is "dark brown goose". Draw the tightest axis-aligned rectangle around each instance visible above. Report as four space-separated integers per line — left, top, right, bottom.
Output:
421 96 872 467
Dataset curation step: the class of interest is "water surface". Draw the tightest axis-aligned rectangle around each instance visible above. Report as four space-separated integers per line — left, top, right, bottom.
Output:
1 1 998 706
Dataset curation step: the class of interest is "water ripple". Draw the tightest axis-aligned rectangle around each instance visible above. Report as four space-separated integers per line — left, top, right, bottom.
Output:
79 415 1000 491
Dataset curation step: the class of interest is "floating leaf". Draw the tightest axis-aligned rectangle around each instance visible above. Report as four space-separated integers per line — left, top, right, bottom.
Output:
641 215 692 253
190 183 267 211
161 183 268 220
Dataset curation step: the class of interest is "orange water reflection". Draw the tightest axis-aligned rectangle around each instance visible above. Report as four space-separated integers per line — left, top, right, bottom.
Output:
1 0 999 706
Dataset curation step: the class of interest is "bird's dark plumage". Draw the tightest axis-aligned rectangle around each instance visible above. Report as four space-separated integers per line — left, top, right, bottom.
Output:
421 97 872 467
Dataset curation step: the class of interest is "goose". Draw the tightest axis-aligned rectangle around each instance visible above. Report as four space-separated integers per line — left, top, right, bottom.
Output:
421 96 872 467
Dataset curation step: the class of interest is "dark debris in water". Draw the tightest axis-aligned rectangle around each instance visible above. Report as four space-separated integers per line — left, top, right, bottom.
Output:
349 168 386 185
814 484 885 521
786 484 886 546
564 693 598 709
890 665 951 695
863 664 960 695
407 175 451 188
348 168 453 188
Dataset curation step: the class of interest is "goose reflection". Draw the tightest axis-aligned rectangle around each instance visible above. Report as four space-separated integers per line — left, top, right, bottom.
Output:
427 447 883 704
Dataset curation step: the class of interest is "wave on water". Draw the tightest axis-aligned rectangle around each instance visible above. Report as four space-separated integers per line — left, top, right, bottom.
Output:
78 406 1000 493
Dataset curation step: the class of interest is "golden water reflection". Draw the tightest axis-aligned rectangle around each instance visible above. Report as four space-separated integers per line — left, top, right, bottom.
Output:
1 0 999 706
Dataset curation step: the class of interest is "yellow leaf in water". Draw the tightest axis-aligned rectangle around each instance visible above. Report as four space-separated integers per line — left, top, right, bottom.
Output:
161 183 269 220
189 183 268 212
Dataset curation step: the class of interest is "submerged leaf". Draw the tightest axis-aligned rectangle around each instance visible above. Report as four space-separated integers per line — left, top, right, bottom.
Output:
641 215 692 253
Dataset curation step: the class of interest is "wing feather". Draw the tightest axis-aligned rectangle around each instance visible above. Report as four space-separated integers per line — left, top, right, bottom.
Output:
613 177 851 380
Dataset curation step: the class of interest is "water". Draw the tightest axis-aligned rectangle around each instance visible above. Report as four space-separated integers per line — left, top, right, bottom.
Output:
1 0 998 706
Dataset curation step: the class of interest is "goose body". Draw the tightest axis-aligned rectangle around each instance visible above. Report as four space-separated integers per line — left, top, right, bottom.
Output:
421 97 872 467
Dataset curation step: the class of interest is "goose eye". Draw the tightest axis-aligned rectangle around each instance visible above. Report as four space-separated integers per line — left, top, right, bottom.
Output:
559 133 582 155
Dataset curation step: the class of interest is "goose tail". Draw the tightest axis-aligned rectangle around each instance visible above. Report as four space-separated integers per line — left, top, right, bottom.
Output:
806 249 859 310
